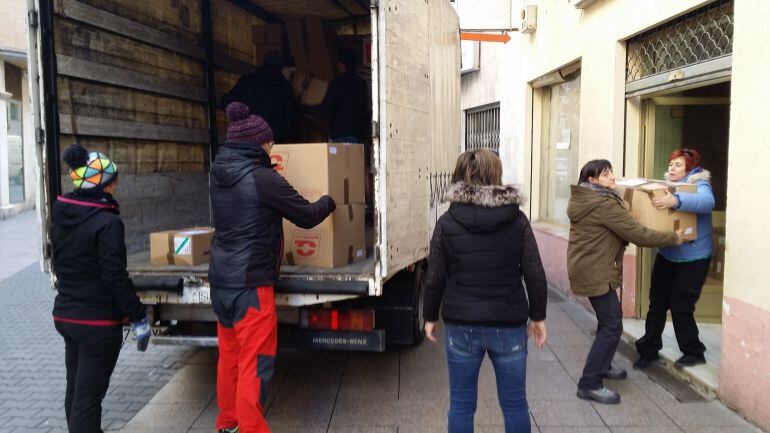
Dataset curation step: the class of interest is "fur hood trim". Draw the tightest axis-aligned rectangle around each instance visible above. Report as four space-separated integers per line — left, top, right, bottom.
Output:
664 169 711 184
444 182 526 207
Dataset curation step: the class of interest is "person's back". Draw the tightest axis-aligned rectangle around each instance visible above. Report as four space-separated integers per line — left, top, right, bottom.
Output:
208 103 334 433
326 71 370 141
422 149 547 433
220 56 297 143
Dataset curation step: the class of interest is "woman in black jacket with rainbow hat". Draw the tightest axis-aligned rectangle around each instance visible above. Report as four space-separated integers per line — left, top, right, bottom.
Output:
51 144 150 433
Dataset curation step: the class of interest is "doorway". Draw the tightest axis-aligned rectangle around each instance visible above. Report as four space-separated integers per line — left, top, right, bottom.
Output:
638 81 730 324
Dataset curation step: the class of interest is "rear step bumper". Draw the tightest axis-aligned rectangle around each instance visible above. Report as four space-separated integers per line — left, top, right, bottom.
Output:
275 278 369 295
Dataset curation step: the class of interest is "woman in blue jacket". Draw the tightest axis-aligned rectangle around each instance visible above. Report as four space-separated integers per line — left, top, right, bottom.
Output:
634 148 715 369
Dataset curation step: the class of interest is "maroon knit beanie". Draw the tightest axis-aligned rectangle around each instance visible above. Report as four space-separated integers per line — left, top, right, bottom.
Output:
225 102 274 146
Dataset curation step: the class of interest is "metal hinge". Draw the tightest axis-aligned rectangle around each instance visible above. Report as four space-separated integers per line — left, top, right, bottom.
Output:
36 127 45 144
370 0 378 7
28 10 39 28
372 120 379 138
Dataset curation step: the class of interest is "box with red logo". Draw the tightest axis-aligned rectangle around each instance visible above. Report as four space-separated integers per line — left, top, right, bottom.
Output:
282 204 366 268
271 143 364 204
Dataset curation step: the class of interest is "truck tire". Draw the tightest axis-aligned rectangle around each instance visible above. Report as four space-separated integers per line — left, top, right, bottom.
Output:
411 263 426 345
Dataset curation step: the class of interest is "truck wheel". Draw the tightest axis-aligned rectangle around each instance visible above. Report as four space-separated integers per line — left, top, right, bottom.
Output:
411 262 426 345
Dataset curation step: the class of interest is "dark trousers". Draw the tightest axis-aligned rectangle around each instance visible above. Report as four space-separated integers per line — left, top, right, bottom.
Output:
55 321 122 433
579 289 623 390
636 255 709 358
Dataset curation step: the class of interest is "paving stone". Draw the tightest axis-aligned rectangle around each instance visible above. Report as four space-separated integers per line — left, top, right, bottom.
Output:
660 401 752 427
529 400 604 426
539 428 612 433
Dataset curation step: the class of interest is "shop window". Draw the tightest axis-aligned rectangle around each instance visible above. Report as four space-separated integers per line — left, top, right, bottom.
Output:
7 100 24 204
539 71 581 227
465 104 499 152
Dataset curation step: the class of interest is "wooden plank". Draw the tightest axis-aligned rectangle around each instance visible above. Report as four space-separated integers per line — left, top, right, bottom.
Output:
58 0 206 60
59 114 210 143
57 55 208 102
214 51 257 76
75 0 202 41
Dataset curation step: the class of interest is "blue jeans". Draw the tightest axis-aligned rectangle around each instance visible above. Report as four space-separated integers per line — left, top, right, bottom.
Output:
445 323 530 433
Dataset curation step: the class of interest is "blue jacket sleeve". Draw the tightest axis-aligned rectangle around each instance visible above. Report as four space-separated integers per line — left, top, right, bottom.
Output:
675 181 715 214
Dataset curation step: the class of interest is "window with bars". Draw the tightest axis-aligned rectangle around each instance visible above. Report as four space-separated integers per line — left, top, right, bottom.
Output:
626 0 734 83
465 104 500 153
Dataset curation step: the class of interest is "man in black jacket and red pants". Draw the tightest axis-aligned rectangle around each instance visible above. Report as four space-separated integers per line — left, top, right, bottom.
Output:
209 102 336 433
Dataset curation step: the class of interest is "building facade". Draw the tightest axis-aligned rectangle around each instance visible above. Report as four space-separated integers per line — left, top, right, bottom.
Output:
459 0 768 428
0 0 36 218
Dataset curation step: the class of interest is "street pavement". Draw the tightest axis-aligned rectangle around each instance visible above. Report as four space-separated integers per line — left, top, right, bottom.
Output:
0 212 196 433
0 211 764 433
116 295 763 433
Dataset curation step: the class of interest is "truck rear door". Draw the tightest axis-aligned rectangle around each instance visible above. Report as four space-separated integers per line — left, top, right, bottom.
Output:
377 0 460 278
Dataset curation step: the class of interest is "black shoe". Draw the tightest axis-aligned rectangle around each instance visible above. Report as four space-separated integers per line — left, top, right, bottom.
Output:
675 354 706 367
602 366 628 380
577 387 621 404
219 427 239 433
633 355 660 370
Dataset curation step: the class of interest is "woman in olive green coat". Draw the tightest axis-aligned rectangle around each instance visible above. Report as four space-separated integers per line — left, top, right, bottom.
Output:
567 159 682 405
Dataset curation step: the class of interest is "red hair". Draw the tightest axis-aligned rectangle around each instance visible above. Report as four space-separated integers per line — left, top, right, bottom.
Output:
669 148 701 172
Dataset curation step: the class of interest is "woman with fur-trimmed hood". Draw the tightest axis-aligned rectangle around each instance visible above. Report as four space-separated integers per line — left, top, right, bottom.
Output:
423 149 548 433
634 149 716 370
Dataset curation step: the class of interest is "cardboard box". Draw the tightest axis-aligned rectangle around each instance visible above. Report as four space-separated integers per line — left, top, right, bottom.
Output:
282 204 366 268
616 179 697 241
271 143 365 204
286 16 336 81
150 227 214 266
290 72 329 105
709 211 726 281
252 24 284 67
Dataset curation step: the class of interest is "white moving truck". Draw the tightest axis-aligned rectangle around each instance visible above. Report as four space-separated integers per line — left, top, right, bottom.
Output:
27 0 460 351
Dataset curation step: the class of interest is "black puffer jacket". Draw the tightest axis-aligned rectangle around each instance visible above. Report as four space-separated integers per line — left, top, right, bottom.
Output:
51 190 146 323
423 183 547 326
208 142 335 290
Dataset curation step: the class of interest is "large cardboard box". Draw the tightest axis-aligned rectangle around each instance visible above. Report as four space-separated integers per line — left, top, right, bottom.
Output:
150 227 214 266
616 179 697 241
709 211 726 281
286 16 336 81
271 143 364 204
282 204 366 268
252 24 283 67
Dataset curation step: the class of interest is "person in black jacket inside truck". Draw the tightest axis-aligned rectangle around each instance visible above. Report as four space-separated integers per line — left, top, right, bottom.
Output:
209 102 336 433
423 149 548 433
52 144 151 433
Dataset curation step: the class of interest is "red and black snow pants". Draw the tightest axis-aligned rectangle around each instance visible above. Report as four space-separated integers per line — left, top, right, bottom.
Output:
215 286 278 433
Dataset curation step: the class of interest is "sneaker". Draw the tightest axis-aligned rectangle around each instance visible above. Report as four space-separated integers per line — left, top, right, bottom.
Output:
219 427 239 433
576 386 621 404
675 354 706 367
633 355 660 370
602 366 628 380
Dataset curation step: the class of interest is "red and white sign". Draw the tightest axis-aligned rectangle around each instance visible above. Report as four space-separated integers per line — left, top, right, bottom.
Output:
292 232 321 258
271 152 289 173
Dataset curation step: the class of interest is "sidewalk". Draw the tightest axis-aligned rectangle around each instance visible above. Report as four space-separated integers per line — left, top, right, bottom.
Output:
117 290 763 433
0 211 196 433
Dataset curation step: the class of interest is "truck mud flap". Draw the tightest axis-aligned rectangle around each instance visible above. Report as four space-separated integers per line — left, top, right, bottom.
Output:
279 328 385 352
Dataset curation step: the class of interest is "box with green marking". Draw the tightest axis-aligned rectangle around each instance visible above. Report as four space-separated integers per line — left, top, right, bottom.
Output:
150 227 214 266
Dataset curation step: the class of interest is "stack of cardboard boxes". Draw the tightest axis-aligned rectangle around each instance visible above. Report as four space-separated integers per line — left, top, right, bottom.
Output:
615 179 698 241
272 142 366 268
709 211 726 281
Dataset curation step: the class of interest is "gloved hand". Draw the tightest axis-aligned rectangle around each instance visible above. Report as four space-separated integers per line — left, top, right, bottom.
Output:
131 317 151 352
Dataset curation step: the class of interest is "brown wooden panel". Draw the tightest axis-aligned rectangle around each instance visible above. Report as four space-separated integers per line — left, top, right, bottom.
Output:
75 0 202 43
59 136 207 174
57 55 208 102
57 0 205 60
59 115 209 144
212 0 265 66
57 78 207 129
54 18 205 88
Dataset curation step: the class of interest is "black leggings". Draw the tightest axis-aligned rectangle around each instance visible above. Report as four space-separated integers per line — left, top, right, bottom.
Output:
636 255 709 358
55 321 122 433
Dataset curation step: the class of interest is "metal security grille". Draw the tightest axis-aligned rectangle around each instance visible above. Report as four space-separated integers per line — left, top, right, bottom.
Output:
465 104 500 152
626 0 734 83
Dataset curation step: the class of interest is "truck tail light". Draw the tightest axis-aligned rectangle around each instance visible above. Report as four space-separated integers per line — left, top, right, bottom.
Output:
300 309 375 332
